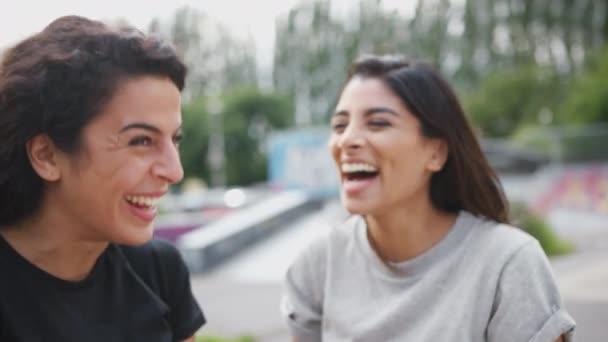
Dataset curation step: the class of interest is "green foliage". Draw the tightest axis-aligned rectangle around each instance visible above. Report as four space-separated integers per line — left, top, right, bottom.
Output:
514 124 608 163
273 0 608 125
180 98 210 184
510 203 574 257
196 336 255 342
559 48 608 124
165 0 608 187
511 126 555 157
221 87 294 186
150 6 258 95
554 132 608 162
178 88 294 188
273 0 418 125
464 65 564 137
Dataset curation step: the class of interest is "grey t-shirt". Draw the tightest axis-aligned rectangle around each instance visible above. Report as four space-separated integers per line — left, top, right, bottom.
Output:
282 211 575 342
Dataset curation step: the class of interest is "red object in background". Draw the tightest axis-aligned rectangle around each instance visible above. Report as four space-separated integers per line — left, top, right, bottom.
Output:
532 164 608 216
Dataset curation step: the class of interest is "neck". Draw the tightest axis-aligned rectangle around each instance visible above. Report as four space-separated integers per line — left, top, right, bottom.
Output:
365 199 457 263
0 199 109 282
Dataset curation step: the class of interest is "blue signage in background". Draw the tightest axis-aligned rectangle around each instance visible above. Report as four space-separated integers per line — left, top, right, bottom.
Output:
268 128 339 198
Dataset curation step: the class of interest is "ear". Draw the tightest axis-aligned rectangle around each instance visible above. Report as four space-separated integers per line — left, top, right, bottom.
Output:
26 134 62 182
427 139 448 172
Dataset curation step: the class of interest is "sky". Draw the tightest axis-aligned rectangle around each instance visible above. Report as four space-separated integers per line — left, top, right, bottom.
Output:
0 0 298 46
0 0 416 70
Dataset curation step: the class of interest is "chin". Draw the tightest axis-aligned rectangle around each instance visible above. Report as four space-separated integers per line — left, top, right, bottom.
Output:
341 196 377 215
114 224 155 246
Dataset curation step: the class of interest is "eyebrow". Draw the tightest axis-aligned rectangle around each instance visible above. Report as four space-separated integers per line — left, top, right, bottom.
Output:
119 122 182 134
332 107 399 117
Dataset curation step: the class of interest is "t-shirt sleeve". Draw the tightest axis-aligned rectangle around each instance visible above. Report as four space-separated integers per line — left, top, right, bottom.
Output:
158 243 206 341
281 239 325 342
487 240 576 342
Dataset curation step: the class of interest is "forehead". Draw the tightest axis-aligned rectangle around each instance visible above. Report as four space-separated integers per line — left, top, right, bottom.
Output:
89 75 182 130
336 76 405 111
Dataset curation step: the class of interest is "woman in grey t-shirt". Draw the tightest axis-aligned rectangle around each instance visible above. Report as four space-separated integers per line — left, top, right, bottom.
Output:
282 55 575 342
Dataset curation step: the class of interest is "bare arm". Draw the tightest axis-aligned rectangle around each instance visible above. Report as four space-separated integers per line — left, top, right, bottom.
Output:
181 336 196 342
555 337 564 342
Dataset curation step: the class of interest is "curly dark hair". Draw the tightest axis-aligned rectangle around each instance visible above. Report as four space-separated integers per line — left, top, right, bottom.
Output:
345 55 509 224
0 15 187 227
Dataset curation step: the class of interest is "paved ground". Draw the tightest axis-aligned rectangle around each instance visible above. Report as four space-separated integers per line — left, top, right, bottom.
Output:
191 275 286 341
190 213 329 341
549 211 608 342
552 251 608 342
190 209 608 341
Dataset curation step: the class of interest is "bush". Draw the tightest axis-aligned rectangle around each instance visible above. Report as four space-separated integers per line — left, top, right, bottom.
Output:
510 202 574 257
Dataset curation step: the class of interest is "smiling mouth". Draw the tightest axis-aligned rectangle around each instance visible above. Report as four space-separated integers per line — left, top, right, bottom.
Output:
124 195 161 209
345 171 379 181
341 163 379 181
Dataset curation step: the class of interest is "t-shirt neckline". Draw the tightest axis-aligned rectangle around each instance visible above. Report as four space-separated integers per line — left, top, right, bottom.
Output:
355 211 475 280
0 233 110 289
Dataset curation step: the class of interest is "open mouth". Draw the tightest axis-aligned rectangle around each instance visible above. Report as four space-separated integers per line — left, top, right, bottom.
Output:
124 195 162 222
341 163 379 181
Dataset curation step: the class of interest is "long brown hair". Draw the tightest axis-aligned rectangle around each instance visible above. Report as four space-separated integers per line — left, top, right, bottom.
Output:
346 55 509 223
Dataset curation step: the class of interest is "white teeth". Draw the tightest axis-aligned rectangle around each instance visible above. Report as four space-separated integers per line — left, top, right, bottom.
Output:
341 163 378 173
125 196 161 208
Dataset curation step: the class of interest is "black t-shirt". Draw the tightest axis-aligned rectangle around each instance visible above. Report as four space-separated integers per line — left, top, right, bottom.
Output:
0 236 206 342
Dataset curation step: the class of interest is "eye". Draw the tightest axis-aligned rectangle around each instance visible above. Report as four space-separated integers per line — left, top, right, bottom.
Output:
173 133 184 147
129 135 153 146
369 120 390 128
331 122 347 133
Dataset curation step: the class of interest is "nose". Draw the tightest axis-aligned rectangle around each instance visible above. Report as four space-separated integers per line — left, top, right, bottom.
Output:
153 142 184 184
337 122 365 150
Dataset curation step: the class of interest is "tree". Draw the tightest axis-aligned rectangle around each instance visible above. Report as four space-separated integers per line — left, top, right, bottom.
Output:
149 6 258 97
178 88 294 187
273 0 348 126
559 48 608 124
273 0 415 126
221 88 294 186
180 98 211 183
464 64 564 137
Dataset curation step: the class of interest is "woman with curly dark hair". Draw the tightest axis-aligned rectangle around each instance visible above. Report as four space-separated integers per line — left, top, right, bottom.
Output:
0 15 205 341
282 55 575 342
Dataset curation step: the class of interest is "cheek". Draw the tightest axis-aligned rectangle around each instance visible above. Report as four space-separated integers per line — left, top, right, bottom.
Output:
76 157 150 196
328 137 340 162
109 160 150 186
95 149 150 175
381 139 429 176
